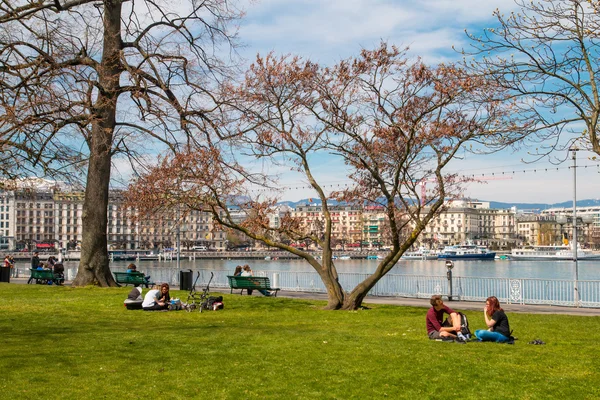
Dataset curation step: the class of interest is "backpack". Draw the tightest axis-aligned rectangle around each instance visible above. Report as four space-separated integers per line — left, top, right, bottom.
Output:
458 312 471 337
202 296 224 311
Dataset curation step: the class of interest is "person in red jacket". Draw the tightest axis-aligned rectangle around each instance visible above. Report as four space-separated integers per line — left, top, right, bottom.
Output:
426 295 465 342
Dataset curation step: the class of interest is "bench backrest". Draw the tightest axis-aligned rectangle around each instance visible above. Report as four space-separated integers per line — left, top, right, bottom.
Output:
227 275 271 289
30 269 54 279
113 272 146 284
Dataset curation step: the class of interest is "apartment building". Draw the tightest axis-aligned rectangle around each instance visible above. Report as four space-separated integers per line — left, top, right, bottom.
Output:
421 200 516 247
362 206 386 246
1 184 228 251
14 189 56 250
291 203 364 245
55 191 84 250
0 191 14 250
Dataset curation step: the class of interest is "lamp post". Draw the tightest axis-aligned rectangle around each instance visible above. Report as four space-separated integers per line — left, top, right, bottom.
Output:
176 206 181 271
445 260 454 301
570 146 580 307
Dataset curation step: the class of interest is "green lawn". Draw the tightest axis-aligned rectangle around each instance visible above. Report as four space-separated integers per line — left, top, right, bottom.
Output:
1 284 599 400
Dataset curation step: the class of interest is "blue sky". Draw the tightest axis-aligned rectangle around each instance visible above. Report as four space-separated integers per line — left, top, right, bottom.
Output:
227 0 600 204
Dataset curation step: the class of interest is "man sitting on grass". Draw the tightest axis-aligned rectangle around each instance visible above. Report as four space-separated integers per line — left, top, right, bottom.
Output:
426 295 467 342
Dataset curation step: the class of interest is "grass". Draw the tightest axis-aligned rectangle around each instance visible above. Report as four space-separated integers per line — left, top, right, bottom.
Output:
1 284 599 400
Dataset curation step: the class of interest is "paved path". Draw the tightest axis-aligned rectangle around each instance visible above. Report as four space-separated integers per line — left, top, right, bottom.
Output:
9 277 600 316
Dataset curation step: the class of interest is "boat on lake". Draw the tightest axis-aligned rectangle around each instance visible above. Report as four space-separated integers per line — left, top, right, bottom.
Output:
510 245 600 261
437 244 496 260
401 247 438 260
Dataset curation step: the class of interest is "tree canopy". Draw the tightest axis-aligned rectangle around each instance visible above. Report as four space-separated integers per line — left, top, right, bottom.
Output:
464 0 600 157
128 44 513 309
0 0 243 285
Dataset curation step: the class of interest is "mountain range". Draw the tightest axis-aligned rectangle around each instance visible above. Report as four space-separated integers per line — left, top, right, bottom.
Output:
277 198 600 212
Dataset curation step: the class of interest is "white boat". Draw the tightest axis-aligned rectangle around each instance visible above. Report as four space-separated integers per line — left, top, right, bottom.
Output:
437 244 496 260
338 255 352 260
137 252 160 261
401 247 438 260
510 245 600 261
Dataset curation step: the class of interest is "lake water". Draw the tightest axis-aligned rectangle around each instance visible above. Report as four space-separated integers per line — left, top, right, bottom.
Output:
51 257 600 282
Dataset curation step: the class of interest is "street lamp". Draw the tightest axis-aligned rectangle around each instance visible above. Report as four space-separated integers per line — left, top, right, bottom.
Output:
570 146 580 307
445 260 454 301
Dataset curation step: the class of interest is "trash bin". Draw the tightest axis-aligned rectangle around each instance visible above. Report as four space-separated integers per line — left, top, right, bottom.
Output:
179 269 193 291
0 267 10 283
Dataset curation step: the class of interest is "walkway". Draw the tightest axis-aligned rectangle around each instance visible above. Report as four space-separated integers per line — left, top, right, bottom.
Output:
8 277 600 316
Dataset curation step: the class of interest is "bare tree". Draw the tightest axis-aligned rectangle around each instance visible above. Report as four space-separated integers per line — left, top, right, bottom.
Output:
464 0 600 157
0 0 242 285
128 44 513 309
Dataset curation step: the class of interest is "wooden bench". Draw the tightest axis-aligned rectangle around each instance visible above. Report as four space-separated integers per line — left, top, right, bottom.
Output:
29 269 64 285
227 275 280 296
113 272 153 288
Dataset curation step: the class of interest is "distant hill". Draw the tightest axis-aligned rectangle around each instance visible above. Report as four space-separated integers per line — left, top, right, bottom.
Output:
278 198 600 212
488 199 600 211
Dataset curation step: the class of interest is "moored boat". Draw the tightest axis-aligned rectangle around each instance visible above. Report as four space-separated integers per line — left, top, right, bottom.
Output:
437 244 496 260
401 247 438 260
510 245 600 261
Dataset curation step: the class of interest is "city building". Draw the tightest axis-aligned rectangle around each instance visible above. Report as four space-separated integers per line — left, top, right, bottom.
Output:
420 200 517 248
0 182 228 251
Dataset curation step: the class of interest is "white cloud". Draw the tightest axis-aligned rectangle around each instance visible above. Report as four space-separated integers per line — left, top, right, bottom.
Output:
239 0 519 63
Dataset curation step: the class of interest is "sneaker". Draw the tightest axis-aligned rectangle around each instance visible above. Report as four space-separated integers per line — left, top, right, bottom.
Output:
441 337 454 342
457 332 467 342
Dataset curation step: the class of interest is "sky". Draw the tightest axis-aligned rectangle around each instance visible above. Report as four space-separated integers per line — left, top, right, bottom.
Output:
223 0 600 204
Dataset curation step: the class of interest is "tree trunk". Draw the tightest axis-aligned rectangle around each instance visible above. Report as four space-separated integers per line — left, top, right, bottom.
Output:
340 272 382 310
72 1 122 287
317 263 346 310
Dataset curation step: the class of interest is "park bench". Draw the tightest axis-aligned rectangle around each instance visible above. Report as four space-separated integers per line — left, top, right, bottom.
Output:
113 271 153 288
227 275 280 296
29 269 64 285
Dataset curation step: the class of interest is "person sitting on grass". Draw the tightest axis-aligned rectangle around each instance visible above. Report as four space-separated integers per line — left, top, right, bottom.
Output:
474 296 512 343
142 284 169 311
127 286 143 301
426 295 467 342
157 283 171 304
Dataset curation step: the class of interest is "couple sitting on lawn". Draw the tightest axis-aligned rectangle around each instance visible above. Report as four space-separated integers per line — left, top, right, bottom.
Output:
426 294 512 343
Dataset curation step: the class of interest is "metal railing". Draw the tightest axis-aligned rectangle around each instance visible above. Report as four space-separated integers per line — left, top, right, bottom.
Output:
28 266 598 308
178 269 600 308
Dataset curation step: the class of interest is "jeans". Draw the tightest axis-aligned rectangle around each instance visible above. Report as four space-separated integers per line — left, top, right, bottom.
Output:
475 329 510 343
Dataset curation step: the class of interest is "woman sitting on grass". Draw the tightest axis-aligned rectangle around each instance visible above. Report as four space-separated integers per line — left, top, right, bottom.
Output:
157 283 171 304
475 296 512 343
142 284 169 311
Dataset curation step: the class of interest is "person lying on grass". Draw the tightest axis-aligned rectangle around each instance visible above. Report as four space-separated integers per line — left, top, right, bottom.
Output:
426 295 467 342
475 296 512 343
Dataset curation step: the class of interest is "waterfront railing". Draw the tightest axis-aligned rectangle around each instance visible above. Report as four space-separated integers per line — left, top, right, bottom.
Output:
185 269 600 308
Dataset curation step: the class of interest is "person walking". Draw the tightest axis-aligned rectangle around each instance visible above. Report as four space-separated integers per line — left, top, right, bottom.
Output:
27 252 40 284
